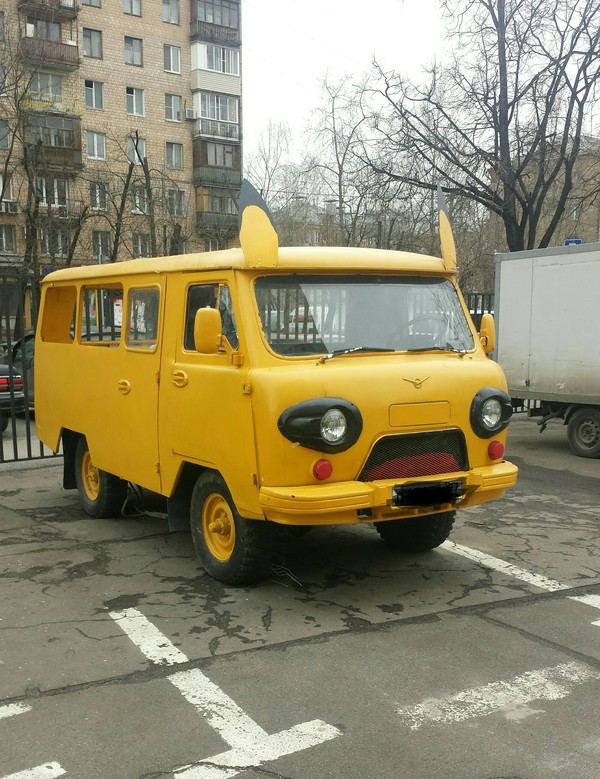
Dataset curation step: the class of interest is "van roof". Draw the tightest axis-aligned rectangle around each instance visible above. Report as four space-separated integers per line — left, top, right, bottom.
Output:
42 246 450 283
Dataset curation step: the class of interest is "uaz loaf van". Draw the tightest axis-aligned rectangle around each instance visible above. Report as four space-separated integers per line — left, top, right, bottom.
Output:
35 183 517 584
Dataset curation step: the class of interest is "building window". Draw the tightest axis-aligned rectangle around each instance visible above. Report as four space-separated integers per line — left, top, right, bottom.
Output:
0 68 5 97
127 136 146 164
0 225 16 253
39 226 68 257
195 0 239 28
36 176 68 207
90 181 107 210
125 36 143 66
131 185 147 213
133 233 149 258
0 120 7 148
165 93 181 121
83 28 102 58
92 230 110 262
0 174 13 201
30 116 75 148
83 0 101 6
124 0 141 14
29 73 63 103
85 80 103 110
205 237 226 252
168 188 185 216
87 131 106 160
27 17 61 42
163 44 181 73
0 12 4 41
206 187 236 214
126 86 144 116
207 142 234 167
163 0 179 23
200 93 238 123
206 45 239 75
166 142 183 169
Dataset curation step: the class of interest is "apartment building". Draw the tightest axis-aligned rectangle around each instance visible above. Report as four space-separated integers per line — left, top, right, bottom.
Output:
0 0 242 270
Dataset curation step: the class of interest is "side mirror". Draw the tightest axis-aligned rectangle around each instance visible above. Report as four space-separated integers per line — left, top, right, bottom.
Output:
479 312 495 354
194 307 222 354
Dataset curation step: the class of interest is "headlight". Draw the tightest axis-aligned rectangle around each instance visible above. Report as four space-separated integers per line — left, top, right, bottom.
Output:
470 387 513 438
278 398 363 453
320 408 347 443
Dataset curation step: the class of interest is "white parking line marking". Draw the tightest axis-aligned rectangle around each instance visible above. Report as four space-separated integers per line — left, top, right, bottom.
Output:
443 541 600 623
0 763 66 779
109 608 188 665
110 609 341 777
397 661 600 730
0 703 31 720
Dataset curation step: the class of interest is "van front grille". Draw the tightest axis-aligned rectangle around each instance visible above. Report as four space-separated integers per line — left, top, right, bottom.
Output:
359 430 469 481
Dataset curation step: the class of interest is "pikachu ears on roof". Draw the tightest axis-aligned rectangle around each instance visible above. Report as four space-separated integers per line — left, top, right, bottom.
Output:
437 185 457 273
238 179 279 268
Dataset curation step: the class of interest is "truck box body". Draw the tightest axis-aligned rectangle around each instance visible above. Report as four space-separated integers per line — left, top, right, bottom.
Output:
495 242 600 406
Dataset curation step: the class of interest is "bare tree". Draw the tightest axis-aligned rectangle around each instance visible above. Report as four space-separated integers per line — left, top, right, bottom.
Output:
365 0 600 251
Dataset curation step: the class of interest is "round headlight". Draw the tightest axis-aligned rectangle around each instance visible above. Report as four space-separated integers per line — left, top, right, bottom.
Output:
481 397 503 430
320 408 347 443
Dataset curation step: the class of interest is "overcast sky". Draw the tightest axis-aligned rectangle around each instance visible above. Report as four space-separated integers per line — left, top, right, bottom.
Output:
241 0 444 156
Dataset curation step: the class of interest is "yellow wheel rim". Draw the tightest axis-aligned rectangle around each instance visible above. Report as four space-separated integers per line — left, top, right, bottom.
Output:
81 450 100 501
202 493 235 562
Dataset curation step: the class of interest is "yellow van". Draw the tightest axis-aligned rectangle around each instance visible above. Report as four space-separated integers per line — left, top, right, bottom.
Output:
35 183 517 584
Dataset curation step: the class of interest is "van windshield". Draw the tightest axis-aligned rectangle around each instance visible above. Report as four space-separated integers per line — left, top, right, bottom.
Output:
255 275 474 357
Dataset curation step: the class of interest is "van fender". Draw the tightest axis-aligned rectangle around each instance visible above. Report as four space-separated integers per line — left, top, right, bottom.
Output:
167 462 205 532
61 428 80 490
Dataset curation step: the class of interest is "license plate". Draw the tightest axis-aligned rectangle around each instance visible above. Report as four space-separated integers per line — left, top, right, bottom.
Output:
392 480 462 507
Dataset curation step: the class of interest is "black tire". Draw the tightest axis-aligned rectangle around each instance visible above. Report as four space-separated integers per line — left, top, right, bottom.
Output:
190 471 273 585
74 437 129 518
567 407 600 458
0 415 8 433
374 511 455 552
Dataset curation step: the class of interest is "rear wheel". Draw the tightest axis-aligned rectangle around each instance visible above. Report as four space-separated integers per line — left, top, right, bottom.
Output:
190 471 273 585
74 437 129 518
374 511 455 552
567 407 600 458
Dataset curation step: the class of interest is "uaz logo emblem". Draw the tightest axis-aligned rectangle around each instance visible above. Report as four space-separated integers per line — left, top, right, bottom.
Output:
403 376 430 389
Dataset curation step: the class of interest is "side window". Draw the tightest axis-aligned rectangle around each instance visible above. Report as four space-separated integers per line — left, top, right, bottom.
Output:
126 287 160 350
184 283 238 351
81 286 123 344
40 285 76 343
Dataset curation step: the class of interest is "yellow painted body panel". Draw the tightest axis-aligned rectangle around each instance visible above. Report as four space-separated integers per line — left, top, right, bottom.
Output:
35 244 517 527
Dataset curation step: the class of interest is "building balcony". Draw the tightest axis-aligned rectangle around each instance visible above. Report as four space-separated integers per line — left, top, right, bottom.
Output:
194 166 242 188
24 145 83 170
190 20 240 45
20 37 79 71
18 0 78 19
36 201 84 221
23 94 81 117
194 118 240 141
196 212 238 232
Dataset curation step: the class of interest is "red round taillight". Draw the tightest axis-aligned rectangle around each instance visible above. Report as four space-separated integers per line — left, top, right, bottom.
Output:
488 440 505 460
312 458 333 481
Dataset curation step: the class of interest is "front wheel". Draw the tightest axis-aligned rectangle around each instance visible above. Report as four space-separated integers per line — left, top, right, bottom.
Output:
567 407 600 458
374 511 455 552
190 471 273 585
74 437 129 518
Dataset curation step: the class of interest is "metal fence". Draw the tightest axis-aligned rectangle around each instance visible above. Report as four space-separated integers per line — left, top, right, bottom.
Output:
0 269 56 464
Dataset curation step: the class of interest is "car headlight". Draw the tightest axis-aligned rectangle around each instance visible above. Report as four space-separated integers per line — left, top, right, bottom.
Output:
278 398 362 453
470 387 513 438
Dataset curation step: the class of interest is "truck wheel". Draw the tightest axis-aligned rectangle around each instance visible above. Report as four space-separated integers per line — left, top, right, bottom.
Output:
567 408 600 458
190 471 273 585
74 437 129 518
374 511 455 552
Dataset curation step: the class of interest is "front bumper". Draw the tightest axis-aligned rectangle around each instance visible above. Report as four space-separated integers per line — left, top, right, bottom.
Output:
259 460 518 525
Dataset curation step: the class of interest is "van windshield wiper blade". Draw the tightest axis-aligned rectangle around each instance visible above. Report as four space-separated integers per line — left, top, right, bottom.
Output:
405 344 469 354
318 346 395 363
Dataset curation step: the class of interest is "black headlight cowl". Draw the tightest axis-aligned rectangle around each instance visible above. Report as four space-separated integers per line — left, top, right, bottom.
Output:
278 398 363 453
470 387 513 438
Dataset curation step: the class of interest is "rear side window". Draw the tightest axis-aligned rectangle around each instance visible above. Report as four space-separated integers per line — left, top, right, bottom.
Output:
126 287 160 350
81 286 123 344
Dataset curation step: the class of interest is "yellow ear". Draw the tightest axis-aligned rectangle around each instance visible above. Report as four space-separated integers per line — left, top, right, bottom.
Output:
437 186 457 273
239 181 279 268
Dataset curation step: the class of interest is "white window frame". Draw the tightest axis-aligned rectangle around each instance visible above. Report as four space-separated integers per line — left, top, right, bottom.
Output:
39 225 69 257
92 230 110 262
131 185 147 213
124 0 141 14
36 176 68 207
206 44 239 75
200 92 238 123
127 136 146 165
166 141 183 169
90 181 107 211
163 0 179 24
163 44 181 73
87 131 106 160
0 174 13 201
85 79 103 109
165 93 181 121
126 86 144 116
0 225 15 253
125 36 143 66
168 188 185 217
133 232 149 258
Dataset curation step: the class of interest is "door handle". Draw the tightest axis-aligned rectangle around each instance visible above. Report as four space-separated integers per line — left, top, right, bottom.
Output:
171 369 189 388
117 379 131 395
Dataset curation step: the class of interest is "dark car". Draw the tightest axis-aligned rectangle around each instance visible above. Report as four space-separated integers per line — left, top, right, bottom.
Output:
0 363 25 433
0 332 34 410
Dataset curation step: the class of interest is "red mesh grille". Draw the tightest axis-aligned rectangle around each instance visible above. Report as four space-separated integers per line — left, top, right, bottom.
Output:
363 453 461 480
359 431 468 482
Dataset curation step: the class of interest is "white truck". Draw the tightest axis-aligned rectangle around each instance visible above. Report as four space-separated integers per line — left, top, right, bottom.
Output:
495 241 600 458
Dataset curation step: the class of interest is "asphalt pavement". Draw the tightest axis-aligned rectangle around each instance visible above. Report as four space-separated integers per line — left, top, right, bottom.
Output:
1 414 600 779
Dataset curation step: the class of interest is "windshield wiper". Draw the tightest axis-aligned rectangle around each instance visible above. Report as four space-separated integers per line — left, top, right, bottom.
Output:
405 343 469 354
318 346 395 363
